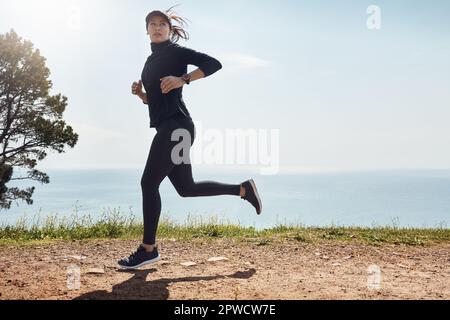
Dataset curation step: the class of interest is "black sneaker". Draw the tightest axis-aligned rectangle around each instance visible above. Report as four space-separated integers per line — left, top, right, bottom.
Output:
240 179 262 215
117 245 160 270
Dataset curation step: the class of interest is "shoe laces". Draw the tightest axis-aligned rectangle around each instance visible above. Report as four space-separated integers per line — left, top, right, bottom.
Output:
127 246 144 261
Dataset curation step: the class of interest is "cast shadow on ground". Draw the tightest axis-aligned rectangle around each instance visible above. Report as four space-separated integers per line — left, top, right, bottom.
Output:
73 267 256 300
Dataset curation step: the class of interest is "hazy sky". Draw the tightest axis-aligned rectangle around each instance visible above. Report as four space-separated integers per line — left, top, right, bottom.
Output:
1 0 449 174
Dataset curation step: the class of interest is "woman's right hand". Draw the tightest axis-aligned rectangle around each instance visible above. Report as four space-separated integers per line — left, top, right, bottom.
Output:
131 80 143 96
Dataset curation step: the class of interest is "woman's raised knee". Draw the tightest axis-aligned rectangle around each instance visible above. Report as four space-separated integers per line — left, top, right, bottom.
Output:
141 176 160 191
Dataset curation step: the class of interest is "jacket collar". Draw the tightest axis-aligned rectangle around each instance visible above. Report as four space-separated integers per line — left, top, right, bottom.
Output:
151 39 172 53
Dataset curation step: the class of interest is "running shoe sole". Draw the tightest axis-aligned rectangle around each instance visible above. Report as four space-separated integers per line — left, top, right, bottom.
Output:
248 179 262 215
118 254 161 270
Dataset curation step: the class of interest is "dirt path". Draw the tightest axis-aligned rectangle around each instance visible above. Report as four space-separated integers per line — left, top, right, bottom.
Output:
0 239 449 300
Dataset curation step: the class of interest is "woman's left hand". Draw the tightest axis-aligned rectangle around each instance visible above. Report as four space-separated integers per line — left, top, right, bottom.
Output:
160 76 185 94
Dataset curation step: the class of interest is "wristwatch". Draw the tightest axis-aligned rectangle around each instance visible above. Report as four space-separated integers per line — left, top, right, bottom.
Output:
181 73 191 85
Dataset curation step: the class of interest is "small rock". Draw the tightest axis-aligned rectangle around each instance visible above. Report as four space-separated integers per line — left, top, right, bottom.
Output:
159 261 170 265
65 255 87 260
207 257 229 262
314 252 321 256
331 263 341 267
181 262 197 267
321 255 329 260
342 255 353 260
86 268 105 274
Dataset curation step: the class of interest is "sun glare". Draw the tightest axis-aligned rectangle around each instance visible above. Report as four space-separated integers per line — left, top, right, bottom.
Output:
11 0 81 31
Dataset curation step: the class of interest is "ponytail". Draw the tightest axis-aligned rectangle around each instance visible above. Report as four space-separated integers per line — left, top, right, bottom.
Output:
166 4 190 43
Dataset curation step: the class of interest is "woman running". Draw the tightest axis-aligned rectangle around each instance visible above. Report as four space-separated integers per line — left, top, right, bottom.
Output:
118 7 262 270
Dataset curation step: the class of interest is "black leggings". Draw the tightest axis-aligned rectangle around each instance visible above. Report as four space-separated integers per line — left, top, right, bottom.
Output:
141 113 241 245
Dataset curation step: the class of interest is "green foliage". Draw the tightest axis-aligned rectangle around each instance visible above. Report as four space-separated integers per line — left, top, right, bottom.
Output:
0 29 78 209
0 209 448 246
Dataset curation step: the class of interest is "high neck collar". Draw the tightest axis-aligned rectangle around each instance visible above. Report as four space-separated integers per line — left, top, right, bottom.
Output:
151 39 171 53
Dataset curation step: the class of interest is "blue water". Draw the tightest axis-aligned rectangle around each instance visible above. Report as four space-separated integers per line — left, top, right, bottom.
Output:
2 169 449 229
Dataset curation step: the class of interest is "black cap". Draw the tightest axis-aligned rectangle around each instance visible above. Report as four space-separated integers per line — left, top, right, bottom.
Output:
145 10 172 29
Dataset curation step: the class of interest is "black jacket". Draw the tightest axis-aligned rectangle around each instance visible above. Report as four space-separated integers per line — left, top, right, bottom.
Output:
141 39 222 128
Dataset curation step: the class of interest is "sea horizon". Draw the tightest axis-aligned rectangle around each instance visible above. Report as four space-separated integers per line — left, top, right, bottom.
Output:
1 167 449 230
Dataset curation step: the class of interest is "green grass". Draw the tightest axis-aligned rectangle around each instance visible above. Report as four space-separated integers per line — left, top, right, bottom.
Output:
0 210 449 246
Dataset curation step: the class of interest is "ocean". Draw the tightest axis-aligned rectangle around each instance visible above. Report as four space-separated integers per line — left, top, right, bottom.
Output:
1 169 449 229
